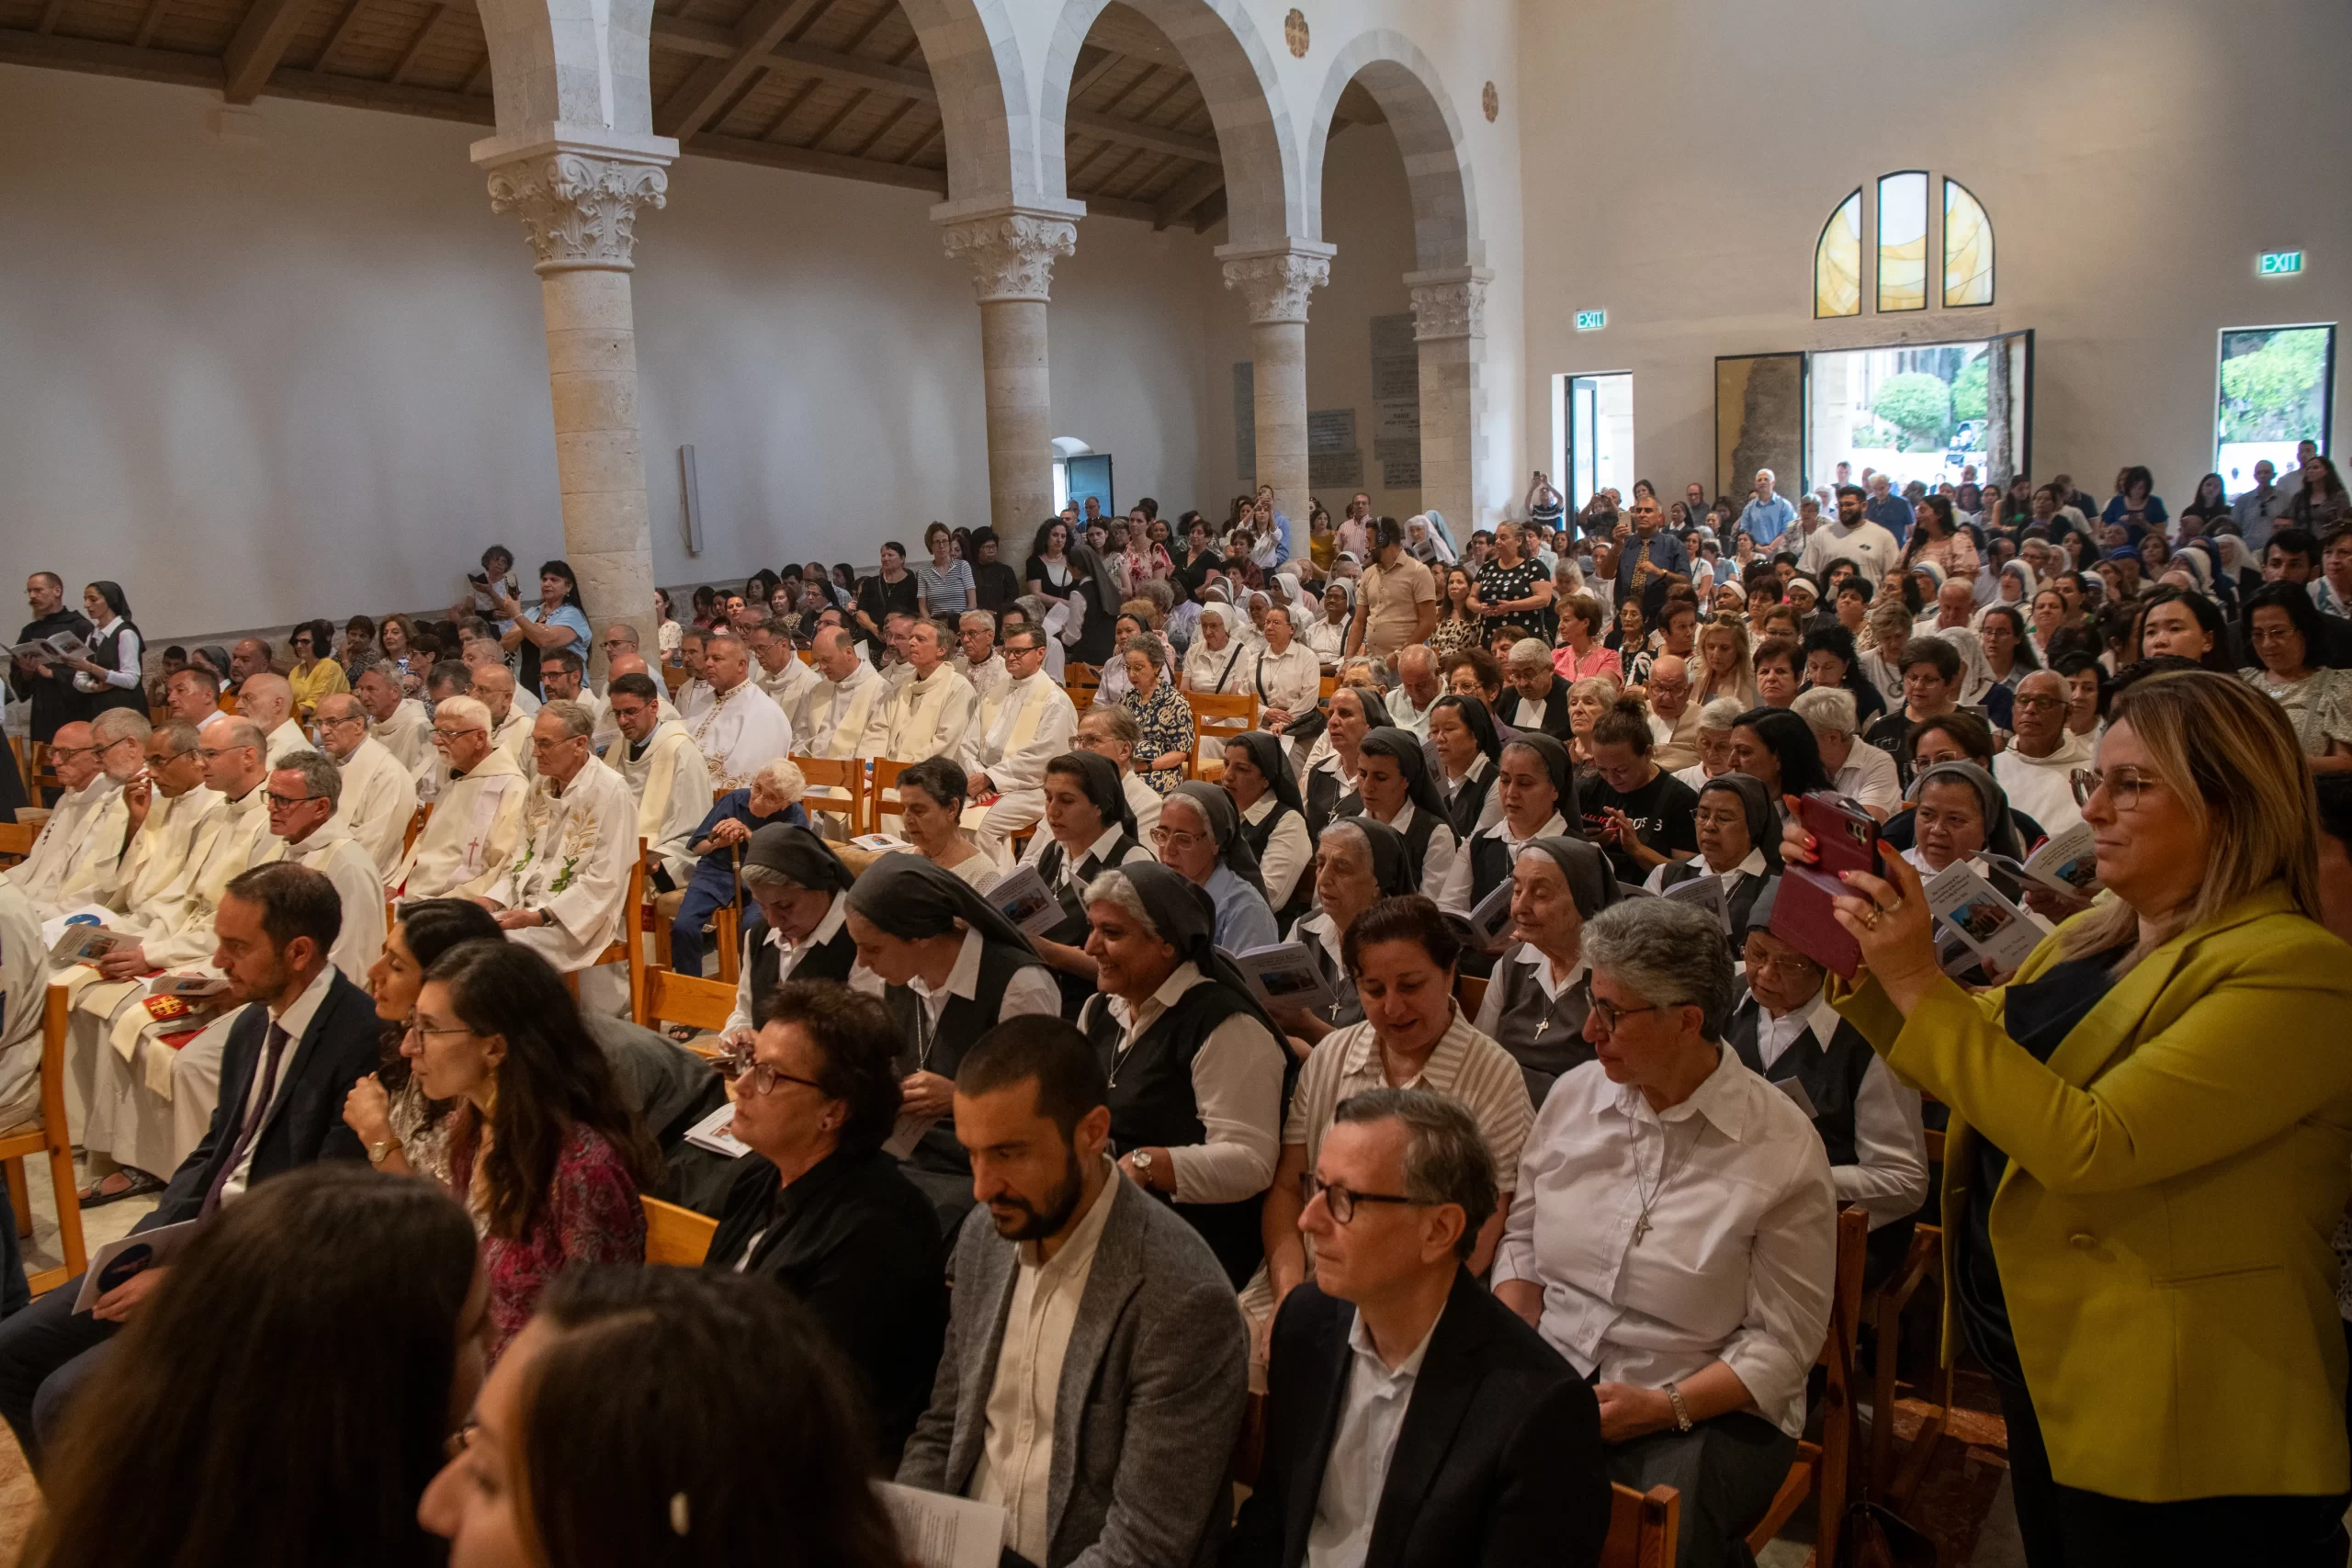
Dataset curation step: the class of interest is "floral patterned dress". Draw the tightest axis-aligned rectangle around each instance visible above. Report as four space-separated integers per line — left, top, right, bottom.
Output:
453 1119 647 1360
1123 678 1196 796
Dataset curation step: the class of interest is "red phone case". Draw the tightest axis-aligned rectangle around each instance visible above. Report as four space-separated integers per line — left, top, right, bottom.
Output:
1769 793 1883 979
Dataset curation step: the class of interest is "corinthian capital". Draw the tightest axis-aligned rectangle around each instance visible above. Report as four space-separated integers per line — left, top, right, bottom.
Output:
476 134 675 275
938 209 1079 304
1216 242 1336 324
1404 266 1495 341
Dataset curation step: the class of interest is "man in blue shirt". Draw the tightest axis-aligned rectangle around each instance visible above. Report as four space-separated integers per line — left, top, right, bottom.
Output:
667 767 808 976
1254 485 1292 566
1612 492 1689 618
1736 468 1797 547
1863 471 1914 543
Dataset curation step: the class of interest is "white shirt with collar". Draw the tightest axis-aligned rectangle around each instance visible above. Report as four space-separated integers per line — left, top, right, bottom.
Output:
720 892 880 1034
1238 793 1313 911
969 1165 1123 1566
1022 824 1148 890
1435 810 1568 916
1492 1048 1838 1437
1101 963 1283 1205
1831 742 1903 819
1385 682 1441 740
1122 772 1163 841
220 962 336 1204
1748 991 1928 1232
905 927 1065 1069
1366 799 1457 897
1440 753 1505 837
1307 1304 1444 1568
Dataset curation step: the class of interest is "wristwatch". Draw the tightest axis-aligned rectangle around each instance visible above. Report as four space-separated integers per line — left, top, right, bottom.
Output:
368 1138 397 1166
1130 1149 1157 1190
1663 1381 1693 1433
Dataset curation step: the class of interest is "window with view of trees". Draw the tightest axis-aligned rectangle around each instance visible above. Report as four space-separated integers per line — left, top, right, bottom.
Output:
2216 325 2335 481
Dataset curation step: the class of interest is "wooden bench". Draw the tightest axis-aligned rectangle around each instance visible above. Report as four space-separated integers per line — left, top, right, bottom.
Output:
639 965 737 1055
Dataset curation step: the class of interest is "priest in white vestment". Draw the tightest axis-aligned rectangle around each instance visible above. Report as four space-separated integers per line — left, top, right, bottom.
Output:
5 718 134 915
474 664 536 773
393 696 528 901
0 883 47 1127
877 619 977 761
958 626 1076 861
798 626 890 760
263 751 386 985
237 673 310 768
602 671 712 889
96 722 222 919
356 664 432 773
685 634 794 793
751 626 823 736
483 702 640 976
313 694 417 881
953 612 1011 703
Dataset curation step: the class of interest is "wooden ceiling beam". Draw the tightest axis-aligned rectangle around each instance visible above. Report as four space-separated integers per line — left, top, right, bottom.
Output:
131 0 175 50
220 0 316 103
695 130 947 194
386 2 446 87
1150 161 1223 230
654 0 830 141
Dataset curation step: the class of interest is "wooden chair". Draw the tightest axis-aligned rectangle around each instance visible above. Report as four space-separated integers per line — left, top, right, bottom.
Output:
1601 1483 1682 1568
639 965 737 1053
660 663 688 695
0 821 34 868
1868 1117 1951 1501
1740 1203 1868 1567
868 758 915 839
1319 674 1339 701
642 1195 718 1266
7 738 26 797
1455 973 1487 1019
402 803 431 853
1186 692 1258 782
27 742 58 798
568 837 648 1021
793 757 867 840
0 988 89 1297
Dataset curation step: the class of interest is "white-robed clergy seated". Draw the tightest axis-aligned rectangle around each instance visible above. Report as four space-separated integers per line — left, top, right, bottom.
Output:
355 662 431 773
685 632 794 792
749 623 822 734
96 722 222 929
796 626 889 761
311 694 417 882
5 713 142 918
959 626 1076 862
236 672 309 770
953 611 1010 704
472 665 536 774
600 671 712 890
393 696 527 902
478 700 639 976
1492 898 1835 1568
258 751 385 986
878 619 978 762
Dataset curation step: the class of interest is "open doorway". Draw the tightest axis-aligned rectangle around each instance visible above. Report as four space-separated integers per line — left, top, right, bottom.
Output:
1552 372 1634 510
1806 333 2030 495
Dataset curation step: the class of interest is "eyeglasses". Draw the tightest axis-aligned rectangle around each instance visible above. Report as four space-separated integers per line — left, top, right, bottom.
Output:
2013 694 2068 712
1741 945 1823 980
265 791 318 810
2071 767 2159 810
410 1022 476 1044
1306 1177 1417 1224
432 726 480 741
1149 827 1207 853
147 749 197 766
319 712 367 728
718 1048 822 1098
1587 996 1663 1033
47 745 98 761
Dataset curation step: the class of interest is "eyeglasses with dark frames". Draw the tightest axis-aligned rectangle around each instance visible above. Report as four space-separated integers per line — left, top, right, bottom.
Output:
1306 1177 1416 1225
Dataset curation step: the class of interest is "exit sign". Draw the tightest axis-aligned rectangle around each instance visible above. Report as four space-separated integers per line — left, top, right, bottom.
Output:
1575 309 1607 332
2260 250 2305 277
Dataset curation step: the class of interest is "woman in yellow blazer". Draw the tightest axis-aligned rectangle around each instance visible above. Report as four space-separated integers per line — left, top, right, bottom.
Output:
1782 669 2352 1567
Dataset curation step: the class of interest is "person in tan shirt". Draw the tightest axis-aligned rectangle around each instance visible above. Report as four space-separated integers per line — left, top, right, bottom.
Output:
1346 518 1438 662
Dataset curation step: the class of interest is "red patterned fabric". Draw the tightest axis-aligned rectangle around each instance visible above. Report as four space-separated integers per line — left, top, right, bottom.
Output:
463 1122 646 1360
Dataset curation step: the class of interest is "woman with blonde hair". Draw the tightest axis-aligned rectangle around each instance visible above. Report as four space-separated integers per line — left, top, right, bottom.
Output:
1692 617 1757 709
1785 670 2352 1566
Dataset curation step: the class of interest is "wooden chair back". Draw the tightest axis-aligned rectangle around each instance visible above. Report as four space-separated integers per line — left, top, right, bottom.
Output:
793 757 867 839
0 988 90 1297
643 1196 718 1266
572 839 649 1021
661 663 687 695
1600 1483 1681 1568
1319 674 1339 700
639 966 736 1038
1455 973 1487 1020
1740 1202 1868 1567
0 822 34 867
403 803 431 853
1186 691 1258 781
868 758 913 839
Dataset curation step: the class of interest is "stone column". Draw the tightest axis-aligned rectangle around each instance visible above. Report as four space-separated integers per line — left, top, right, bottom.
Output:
474 131 676 668
936 203 1080 567
1406 265 1494 534
1217 241 1334 530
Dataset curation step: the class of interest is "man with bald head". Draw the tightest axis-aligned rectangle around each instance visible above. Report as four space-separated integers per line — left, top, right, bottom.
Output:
234 672 306 767
463 633 538 717
5 713 144 913
354 661 430 772
799 625 889 762
1388 644 1443 738
469 662 534 770
393 694 528 901
1644 653 1701 772
684 631 793 792
311 692 417 879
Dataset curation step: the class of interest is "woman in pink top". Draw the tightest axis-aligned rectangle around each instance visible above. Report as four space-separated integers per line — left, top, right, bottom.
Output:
1550 592 1624 684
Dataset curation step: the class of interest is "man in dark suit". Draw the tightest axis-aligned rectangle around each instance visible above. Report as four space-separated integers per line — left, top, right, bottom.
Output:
0 862 382 1468
1226 1089 1611 1568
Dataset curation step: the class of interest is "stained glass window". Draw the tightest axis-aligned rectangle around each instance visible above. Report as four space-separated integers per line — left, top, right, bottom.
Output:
1943 179 1994 307
1815 189 1862 319
1877 172 1928 312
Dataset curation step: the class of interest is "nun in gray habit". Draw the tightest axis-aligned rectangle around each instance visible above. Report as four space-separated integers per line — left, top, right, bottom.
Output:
1072 861 1292 1288
1284 816 1420 1041
844 853 1057 1232
1472 836 1621 1104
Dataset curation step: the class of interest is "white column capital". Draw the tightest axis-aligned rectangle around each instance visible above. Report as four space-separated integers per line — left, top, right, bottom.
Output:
934 203 1082 304
1403 266 1495 341
1216 241 1337 324
473 130 678 276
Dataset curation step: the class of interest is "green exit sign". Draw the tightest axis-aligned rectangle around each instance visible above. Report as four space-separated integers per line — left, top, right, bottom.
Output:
1575 309 1607 332
2260 250 2305 277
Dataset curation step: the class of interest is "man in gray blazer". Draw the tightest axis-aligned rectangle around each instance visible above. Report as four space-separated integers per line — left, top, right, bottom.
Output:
898 1015 1250 1568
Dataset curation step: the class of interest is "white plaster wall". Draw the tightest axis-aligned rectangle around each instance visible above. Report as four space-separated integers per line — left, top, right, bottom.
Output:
0 64 1222 637
1516 0 2352 505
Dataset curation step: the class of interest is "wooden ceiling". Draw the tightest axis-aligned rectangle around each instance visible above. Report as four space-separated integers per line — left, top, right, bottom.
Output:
0 0 1385 229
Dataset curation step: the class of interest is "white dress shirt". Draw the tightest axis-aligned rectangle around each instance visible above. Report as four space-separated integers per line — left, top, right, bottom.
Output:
1307 1306 1442 1568
220 963 336 1203
720 892 879 1033
1101 964 1283 1204
969 1166 1122 1565
904 927 1064 1066
1748 992 1928 1231
1239 794 1313 911
1831 742 1903 818
1251 642 1323 717
1436 811 1568 916
1365 799 1457 896
1493 1049 1837 1436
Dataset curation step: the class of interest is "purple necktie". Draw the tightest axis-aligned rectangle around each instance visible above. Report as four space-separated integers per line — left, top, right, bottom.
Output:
201 1020 290 1217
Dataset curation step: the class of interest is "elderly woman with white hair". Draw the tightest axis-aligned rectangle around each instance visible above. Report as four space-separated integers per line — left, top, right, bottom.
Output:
1671 696 1747 795
1305 579 1354 666
1495 897 1836 1568
1792 685 1900 819
1182 602 1257 695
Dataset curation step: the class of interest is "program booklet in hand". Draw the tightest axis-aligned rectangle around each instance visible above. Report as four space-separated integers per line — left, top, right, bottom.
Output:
1233 942 1336 1014
49 923 127 967
1921 862 2048 975
74 1219 202 1314
989 863 1064 938
684 1102 753 1159
874 1482 1005 1568
1465 874 1518 951
1984 822 2102 899
1660 871 1728 932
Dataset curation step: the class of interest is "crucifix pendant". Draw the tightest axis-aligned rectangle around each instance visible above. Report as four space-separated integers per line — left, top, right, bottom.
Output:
1632 1213 1652 1246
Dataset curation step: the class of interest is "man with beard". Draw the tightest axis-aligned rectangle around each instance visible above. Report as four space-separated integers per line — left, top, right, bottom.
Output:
898 1015 1248 1568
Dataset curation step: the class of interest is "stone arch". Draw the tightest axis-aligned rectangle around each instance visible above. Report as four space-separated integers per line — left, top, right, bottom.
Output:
1035 0 1306 246
473 0 662 139
896 0 1037 207
1304 30 1479 271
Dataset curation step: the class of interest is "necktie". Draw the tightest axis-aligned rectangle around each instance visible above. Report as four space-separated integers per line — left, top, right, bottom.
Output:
202 1020 291 1217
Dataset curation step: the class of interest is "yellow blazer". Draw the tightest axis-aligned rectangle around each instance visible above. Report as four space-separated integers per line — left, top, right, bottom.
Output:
1834 885 2352 1502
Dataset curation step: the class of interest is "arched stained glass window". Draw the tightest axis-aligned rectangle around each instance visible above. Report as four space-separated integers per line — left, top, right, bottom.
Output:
1943 178 1994 307
1815 188 1862 319
1876 172 1928 312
